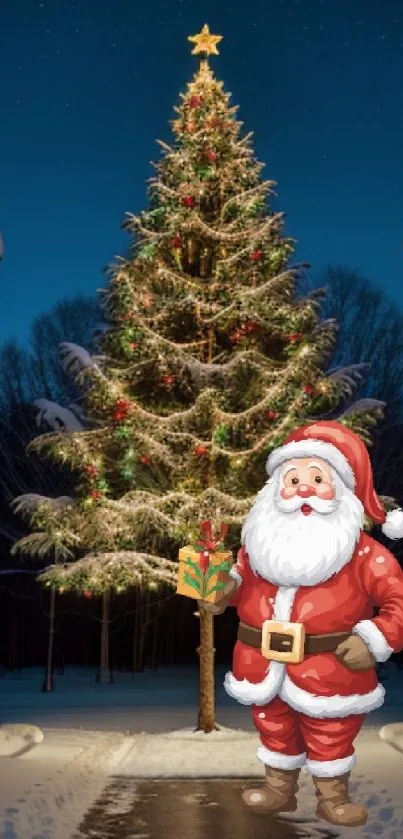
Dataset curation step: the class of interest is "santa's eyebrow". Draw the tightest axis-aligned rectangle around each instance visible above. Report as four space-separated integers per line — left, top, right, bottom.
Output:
308 461 325 472
282 464 298 478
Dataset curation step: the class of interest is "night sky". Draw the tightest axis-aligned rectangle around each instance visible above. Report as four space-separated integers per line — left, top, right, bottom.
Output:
1 0 402 344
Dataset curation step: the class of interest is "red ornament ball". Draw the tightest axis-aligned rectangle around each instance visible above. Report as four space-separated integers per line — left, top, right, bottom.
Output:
90 489 102 501
140 455 150 465
188 95 202 108
302 384 314 395
205 149 217 162
114 398 130 422
182 195 195 208
266 410 277 421
250 249 264 262
85 465 98 478
161 374 175 386
171 234 182 249
288 332 303 343
195 444 209 457
83 590 92 599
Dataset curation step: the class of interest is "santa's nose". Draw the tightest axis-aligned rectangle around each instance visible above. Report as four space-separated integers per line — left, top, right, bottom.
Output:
297 484 315 498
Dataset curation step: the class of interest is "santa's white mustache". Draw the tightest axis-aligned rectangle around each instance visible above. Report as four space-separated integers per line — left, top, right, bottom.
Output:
275 493 339 515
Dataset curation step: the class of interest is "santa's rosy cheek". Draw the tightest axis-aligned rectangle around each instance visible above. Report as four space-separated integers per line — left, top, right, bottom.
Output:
316 482 335 500
280 486 297 499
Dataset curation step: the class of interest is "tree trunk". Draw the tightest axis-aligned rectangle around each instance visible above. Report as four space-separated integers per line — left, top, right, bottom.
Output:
96 590 112 683
138 588 150 669
132 587 143 672
8 597 20 670
42 586 56 692
150 590 161 670
196 608 217 732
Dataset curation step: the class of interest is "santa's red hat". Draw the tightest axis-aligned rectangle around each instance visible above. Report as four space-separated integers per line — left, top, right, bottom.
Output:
266 420 403 539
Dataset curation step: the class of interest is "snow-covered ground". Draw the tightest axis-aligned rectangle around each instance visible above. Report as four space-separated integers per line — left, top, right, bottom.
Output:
0 728 133 839
1 663 402 732
0 663 402 839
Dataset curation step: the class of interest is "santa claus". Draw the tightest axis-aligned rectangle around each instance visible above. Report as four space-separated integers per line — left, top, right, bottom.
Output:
201 420 403 827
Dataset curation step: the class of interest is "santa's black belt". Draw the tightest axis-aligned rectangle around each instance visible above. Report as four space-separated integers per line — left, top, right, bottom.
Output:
237 620 351 664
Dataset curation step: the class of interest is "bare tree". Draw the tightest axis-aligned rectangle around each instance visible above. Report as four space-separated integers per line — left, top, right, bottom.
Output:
318 266 403 424
305 266 403 507
27 295 103 403
0 295 103 545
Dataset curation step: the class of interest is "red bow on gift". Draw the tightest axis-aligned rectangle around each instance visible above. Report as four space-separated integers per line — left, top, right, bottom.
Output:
194 520 228 574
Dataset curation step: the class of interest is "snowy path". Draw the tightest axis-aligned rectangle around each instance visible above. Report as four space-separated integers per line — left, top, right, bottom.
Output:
0 730 133 839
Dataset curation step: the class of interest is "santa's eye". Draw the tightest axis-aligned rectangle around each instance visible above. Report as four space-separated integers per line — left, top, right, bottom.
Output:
314 475 322 483
291 477 299 485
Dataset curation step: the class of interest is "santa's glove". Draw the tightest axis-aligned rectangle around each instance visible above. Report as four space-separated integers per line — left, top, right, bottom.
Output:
335 634 376 671
197 578 238 615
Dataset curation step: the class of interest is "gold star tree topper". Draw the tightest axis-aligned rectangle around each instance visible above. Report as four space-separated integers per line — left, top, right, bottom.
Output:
188 24 223 56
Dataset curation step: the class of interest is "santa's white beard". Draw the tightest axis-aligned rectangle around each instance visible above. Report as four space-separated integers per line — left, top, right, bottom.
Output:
242 469 364 587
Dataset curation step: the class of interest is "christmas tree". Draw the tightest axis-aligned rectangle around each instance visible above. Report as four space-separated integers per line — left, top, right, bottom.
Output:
12 25 384 727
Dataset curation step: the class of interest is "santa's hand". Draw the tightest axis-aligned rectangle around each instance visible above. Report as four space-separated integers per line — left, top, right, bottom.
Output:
335 634 376 671
198 599 228 615
197 578 238 616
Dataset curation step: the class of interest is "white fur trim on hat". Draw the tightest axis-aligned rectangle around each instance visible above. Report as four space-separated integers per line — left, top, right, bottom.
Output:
305 754 356 778
266 439 355 490
352 620 394 663
257 745 306 770
382 508 403 540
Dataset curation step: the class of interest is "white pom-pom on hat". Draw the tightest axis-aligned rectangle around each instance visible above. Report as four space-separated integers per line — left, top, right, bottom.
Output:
382 508 403 540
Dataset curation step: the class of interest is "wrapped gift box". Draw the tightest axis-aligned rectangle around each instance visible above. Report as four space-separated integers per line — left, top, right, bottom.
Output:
177 520 233 603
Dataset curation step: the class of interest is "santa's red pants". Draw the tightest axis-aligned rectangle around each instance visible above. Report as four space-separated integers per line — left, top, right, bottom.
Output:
252 697 365 777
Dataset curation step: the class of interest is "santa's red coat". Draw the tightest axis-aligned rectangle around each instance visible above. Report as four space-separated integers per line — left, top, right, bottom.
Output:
224 532 403 718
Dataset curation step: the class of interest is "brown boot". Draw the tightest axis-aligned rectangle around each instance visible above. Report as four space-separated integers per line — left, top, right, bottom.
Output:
242 766 300 813
312 772 368 826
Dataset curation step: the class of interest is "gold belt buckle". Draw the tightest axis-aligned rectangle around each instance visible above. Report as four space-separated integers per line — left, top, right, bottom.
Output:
261 620 306 664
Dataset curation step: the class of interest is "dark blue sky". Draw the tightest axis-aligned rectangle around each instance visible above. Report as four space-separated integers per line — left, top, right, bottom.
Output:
1 0 402 344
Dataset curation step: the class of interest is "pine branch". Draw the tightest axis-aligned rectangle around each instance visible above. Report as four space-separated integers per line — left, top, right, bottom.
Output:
182 211 282 243
219 181 275 219
11 532 76 560
12 493 74 521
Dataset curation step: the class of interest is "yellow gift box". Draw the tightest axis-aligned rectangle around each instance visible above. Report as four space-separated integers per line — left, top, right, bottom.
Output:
177 520 233 603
